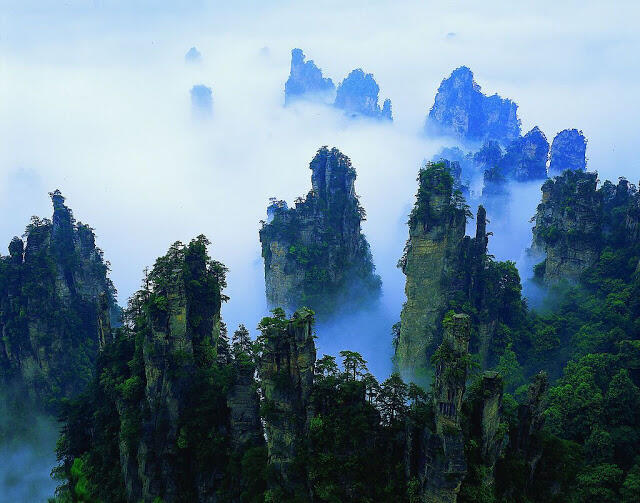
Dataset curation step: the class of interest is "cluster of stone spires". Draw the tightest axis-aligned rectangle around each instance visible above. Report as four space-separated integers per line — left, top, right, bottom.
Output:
284 48 393 121
188 47 587 165
428 66 588 183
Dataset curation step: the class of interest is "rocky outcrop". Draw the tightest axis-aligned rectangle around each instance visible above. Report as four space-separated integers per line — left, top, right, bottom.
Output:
548 129 587 176
407 314 471 503
55 238 267 503
473 140 503 171
0 190 114 410
126 238 230 502
190 84 212 117
257 308 316 496
397 159 528 377
396 162 479 379
531 171 640 284
531 171 601 283
334 69 392 120
425 66 521 145
284 48 335 105
259 146 381 317
499 126 549 182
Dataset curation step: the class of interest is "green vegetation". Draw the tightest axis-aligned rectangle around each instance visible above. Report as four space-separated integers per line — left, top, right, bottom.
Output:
0 190 116 412
259 147 381 317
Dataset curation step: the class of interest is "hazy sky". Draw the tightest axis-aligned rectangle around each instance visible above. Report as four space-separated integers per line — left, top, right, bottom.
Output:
2 0 640 375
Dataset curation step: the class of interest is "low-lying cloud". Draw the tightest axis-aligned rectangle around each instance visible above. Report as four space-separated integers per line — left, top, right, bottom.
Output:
2 0 639 375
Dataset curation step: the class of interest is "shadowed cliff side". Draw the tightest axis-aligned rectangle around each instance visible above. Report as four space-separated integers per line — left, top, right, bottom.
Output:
0 190 115 412
259 146 381 319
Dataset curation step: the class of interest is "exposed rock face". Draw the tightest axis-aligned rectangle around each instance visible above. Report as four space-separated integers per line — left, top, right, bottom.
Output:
426 66 521 145
396 162 472 379
407 314 470 503
334 69 392 120
548 129 587 176
259 146 381 317
284 48 335 105
56 238 266 503
499 126 549 181
531 171 600 283
109 238 263 503
257 308 316 496
0 190 114 410
129 239 230 502
397 160 525 377
227 357 263 450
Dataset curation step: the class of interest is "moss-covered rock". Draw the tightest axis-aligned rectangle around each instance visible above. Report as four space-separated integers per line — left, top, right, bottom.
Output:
0 190 115 411
259 146 381 318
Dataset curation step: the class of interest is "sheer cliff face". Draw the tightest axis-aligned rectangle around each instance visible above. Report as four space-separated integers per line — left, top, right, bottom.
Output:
284 48 335 105
257 309 316 494
548 128 587 176
407 314 471 503
426 66 521 145
531 171 601 283
396 161 522 378
0 190 113 409
334 69 392 120
57 239 266 503
396 162 469 379
126 238 237 502
532 171 640 284
259 146 381 317
500 126 549 182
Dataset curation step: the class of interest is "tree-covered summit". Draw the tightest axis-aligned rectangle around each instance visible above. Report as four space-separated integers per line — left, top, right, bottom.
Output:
259 146 381 318
0 190 116 412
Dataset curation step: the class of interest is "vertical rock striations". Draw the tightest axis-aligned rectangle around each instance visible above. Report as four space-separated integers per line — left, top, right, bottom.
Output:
128 237 232 501
548 129 587 176
334 69 393 120
257 308 316 498
259 146 381 318
531 170 640 285
0 190 115 410
395 162 469 379
531 171 601 283
284 48 335 105
397 161 528 377
406 313 471 503
426 66 521 145
396 162 467 378
57 236 268 503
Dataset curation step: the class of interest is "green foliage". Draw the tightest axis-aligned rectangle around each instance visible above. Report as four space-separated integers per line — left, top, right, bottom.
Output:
408 161 469 231
308 356 408 501
0 192 115 411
